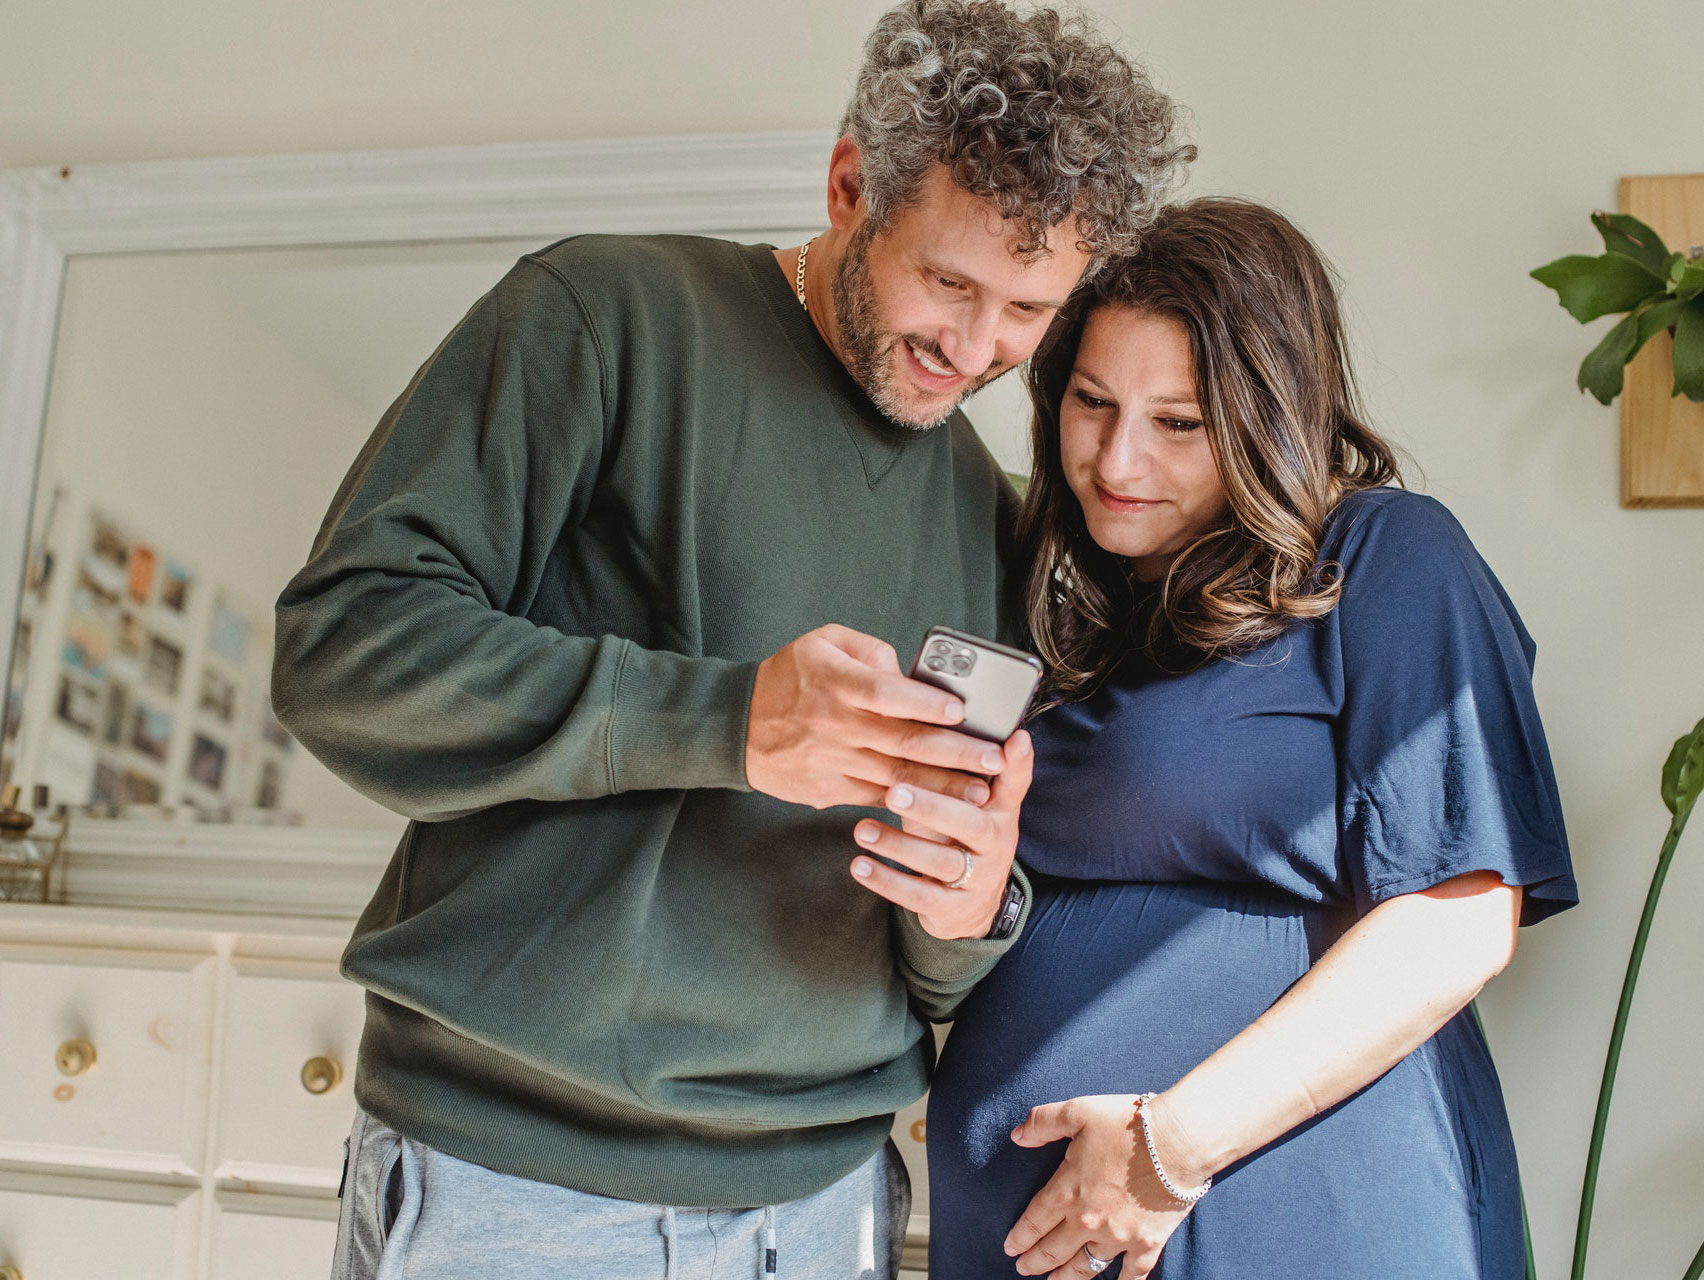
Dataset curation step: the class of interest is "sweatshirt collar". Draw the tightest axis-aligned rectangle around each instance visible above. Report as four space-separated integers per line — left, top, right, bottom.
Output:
739 241 940 490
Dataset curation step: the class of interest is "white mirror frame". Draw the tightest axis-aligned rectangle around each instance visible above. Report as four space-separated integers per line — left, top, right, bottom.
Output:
0 129 833 708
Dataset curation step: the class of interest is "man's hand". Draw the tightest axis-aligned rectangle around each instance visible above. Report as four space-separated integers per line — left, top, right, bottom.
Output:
849 728 1032 939
746 624 1008 810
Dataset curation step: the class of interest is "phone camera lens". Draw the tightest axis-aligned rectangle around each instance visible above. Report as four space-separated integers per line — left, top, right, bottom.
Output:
925 657 946 672
949 656 972 675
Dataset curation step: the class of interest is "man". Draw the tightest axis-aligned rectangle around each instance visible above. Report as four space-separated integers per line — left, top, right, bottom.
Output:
273 2 1191 1275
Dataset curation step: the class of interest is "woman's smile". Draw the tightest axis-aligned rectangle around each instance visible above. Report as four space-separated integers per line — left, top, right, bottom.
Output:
1092 482 1166 513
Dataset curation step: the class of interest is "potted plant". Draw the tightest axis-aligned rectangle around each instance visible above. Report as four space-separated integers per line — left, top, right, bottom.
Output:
1532 213 1704 405
1569 716 1704 1280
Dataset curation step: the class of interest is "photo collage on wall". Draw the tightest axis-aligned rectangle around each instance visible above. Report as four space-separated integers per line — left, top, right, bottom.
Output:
8 504 298 819
0 490 60 794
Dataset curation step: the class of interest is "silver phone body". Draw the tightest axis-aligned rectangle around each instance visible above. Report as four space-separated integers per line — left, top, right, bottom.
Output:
908 626 1043 744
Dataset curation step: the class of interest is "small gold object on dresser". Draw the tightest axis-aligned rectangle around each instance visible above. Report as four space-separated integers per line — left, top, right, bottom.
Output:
300 1054 343 1095
54 1038 96 1077
0 784 70 903
0 1262 24 1280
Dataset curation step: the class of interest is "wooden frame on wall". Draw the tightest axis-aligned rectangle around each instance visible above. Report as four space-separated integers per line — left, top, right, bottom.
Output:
1619 172 1704 507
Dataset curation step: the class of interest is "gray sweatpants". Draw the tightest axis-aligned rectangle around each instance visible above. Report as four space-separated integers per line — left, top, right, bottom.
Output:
330 1109 911 1280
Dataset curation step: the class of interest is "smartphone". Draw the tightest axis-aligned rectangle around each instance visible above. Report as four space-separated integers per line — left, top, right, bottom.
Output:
908 626 1043 744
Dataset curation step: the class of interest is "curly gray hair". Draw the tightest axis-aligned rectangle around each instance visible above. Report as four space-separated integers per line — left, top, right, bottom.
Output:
841 0 1194 266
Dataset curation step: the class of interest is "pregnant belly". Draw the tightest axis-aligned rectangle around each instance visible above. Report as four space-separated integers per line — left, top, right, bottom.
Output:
932 877 1332 1170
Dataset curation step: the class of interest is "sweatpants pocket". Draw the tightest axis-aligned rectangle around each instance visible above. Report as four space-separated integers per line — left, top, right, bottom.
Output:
329 1110 408 1280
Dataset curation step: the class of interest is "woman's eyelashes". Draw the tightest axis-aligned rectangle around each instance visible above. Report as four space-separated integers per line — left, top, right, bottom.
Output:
1070 387 1202 437
1070 383 1206 439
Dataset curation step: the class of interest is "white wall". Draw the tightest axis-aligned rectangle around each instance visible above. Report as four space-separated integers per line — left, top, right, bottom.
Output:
4 1 1702 1275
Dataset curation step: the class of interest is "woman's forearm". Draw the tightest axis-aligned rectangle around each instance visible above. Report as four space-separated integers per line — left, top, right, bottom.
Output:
1150 871 1523 1186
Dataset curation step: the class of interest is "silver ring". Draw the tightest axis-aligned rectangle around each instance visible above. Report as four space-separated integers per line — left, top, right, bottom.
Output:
946 849 975 890
1082 1245 1111 1273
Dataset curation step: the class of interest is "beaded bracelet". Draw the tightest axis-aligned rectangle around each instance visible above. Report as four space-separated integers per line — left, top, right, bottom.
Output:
1134 1092 1212 1206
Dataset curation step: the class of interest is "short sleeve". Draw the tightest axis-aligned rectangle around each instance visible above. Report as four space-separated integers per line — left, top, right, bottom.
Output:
1330 491 1576 925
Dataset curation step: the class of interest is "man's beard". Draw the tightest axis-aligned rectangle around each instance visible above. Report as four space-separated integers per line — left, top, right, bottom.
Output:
831 223 1007 430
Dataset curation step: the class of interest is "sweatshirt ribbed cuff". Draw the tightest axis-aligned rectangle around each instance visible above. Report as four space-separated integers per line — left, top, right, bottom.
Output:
606 641 760 794
895 861 1032 985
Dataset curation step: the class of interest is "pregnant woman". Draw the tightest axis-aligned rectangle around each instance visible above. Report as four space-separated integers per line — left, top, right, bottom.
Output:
925 199 1576 1279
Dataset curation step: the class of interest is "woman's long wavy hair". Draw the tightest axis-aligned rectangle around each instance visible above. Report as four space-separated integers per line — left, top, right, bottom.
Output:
1019 197 1403 703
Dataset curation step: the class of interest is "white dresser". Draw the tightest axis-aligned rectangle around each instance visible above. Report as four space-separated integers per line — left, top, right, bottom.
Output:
0 903 361 1279
0 897 934 1279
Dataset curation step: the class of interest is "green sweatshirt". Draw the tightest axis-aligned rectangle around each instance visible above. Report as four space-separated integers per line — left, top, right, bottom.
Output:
272 234 1029 1209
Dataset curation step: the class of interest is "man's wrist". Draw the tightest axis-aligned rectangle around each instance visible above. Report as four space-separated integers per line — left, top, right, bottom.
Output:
983 873 1026 940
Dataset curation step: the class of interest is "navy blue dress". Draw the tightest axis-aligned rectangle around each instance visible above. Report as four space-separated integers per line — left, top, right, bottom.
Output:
928 489 1576 1279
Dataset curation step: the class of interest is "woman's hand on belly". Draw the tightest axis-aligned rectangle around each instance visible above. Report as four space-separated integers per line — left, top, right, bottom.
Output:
1003 1093 1198 1278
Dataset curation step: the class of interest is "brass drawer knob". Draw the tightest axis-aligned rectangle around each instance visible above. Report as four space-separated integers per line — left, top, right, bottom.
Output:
55 1038 96 1077
300 1055 343 1095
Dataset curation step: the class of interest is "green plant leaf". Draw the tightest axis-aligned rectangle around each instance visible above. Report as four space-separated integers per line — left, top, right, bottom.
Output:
1674 261 1704 303
1593 211 1672 277
1577 299 1686 404
1578 313 1639 403
1533 253 1664 324
1635 297 1684 340
1675 299 1704 402
1660 716 1704 820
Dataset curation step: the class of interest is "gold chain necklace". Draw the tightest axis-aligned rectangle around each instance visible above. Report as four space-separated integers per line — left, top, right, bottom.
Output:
795 238 811 312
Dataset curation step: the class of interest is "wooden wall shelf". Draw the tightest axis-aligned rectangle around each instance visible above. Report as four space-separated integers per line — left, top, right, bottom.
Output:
1620 173 1704 507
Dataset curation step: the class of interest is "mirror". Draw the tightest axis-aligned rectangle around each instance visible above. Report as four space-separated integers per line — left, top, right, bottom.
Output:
0 136 1031 848
5 239 565 833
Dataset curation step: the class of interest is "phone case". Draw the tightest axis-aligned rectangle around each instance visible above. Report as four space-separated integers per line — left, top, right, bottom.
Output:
908 626 1043 743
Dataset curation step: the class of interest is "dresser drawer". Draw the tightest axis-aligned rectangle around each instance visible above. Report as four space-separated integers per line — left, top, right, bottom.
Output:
0 947 214 1173
214 962 365 1186
210 1190 340 1280
0 1169 198 1280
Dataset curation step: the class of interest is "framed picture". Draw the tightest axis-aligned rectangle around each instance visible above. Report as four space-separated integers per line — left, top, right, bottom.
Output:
189 733 227 791
160 564 192 614
92 758 123 804
198 667 236 723
257 757 282 810
129 703 173 762
117 610 145 661
91 519 129 574
144 634 182 696
24 548 54 603
55 674 101 735
64 571 120 678
127 543 157 604
208 596 251 665
120 768 161 805
100 681 130 745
